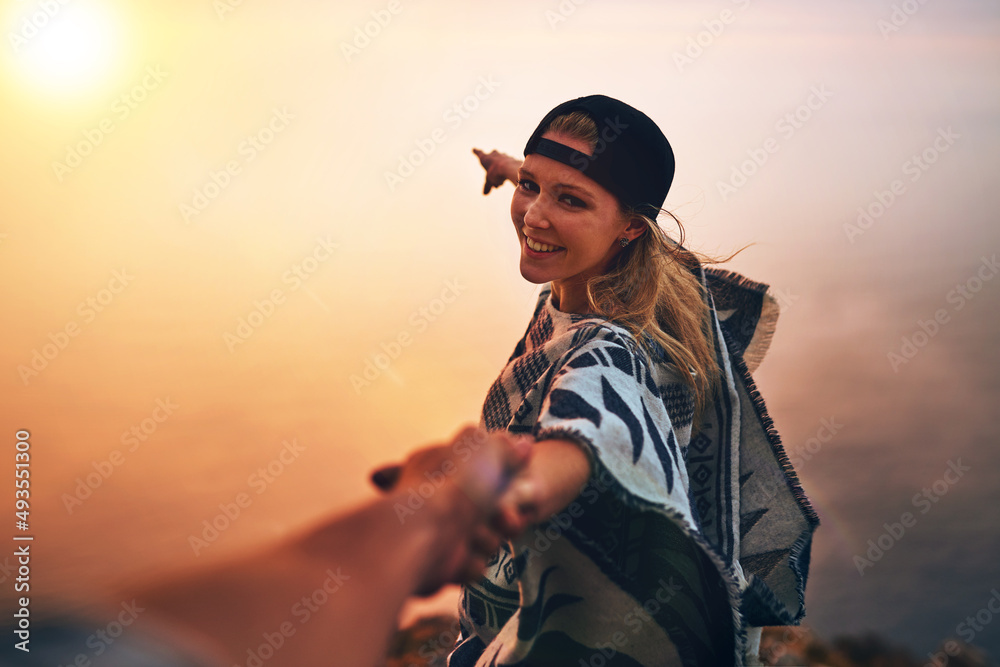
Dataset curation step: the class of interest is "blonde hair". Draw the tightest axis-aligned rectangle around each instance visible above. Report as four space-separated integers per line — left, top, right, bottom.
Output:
546 112 733 424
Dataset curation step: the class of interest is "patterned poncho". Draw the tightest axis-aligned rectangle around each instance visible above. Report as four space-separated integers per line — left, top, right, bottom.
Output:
449 267 818 667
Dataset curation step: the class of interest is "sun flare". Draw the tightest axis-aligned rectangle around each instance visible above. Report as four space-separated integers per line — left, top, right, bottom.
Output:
8 1 122 97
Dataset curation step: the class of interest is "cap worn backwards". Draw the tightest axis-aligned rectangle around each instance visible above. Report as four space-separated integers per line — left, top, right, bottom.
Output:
523 94 675 219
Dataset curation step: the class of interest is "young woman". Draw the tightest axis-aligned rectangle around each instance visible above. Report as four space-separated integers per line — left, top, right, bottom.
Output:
448 95 819 667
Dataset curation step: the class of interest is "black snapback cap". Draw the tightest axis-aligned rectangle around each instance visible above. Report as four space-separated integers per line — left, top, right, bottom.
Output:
523 94 675 218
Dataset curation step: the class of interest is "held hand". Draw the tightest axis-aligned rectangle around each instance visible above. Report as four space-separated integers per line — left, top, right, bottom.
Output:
370 430 533 558
417 427 534 594
492 438 593 538
369 426 534 594
490 475 540 539
371 428 529 503
370 464 401 491
472 148 521 195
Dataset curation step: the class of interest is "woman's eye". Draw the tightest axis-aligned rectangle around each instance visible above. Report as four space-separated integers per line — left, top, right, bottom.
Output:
561 195 586 208
517 178 538 192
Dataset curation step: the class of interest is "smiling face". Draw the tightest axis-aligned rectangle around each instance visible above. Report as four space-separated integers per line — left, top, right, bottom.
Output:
511 131 643 313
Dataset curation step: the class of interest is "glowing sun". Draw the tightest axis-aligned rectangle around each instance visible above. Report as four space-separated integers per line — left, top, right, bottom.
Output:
9 1 122 96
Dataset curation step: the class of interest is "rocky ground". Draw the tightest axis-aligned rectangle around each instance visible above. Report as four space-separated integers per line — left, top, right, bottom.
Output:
384 616 995 667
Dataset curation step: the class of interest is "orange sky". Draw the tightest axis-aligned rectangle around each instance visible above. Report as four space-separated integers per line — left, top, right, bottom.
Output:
1 0 998 658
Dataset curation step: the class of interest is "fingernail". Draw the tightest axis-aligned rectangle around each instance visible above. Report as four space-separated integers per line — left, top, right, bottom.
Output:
513 477 535 501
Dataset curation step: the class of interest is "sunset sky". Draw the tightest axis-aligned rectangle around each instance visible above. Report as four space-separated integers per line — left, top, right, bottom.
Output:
1 0 998 660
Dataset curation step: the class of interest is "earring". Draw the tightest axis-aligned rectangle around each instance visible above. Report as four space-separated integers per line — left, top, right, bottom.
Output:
619 237 629 248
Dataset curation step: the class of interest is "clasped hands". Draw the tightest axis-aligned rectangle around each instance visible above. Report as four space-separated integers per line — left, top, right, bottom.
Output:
370 426 545 594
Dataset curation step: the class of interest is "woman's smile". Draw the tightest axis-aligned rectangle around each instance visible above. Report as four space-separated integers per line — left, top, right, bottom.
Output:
523 234 565 256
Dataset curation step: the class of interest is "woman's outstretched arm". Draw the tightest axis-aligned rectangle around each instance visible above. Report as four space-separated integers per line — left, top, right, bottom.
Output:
473 148 522 194
494 437 593 532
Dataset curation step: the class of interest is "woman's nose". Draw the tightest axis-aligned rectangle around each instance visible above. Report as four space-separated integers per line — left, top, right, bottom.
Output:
523 198 550 229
